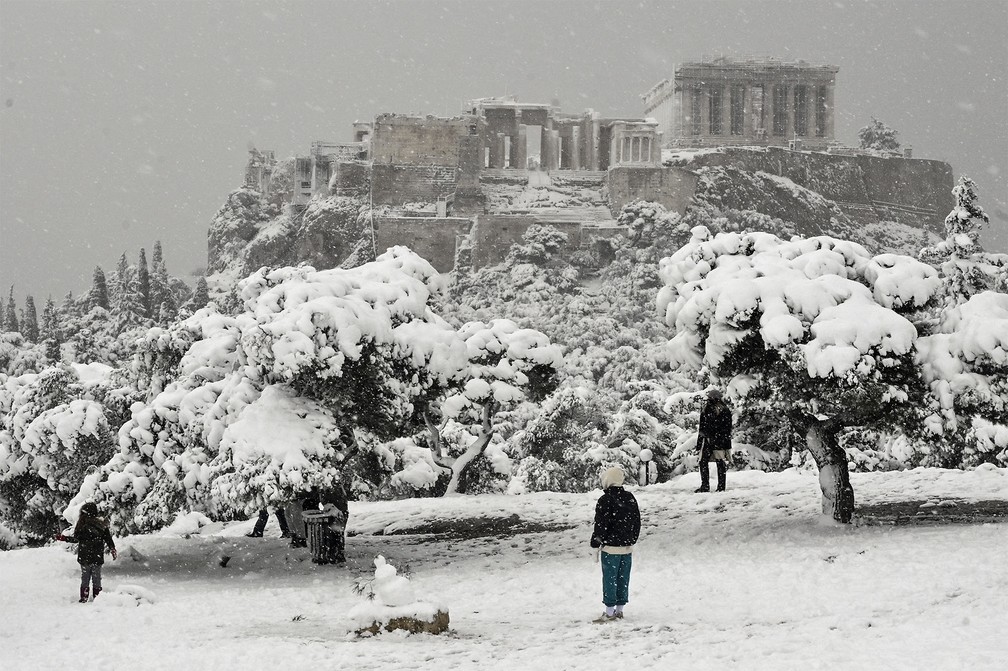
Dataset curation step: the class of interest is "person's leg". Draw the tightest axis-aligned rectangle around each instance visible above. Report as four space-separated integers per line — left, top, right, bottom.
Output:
276 508 289 536
615 554 632 610
79 565 91 602
92 565 103 597
248 509 268 536
716 458 727 491
600 552 618 615
697 446 711 492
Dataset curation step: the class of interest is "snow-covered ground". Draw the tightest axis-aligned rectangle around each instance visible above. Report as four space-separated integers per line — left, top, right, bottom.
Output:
2 467 1006 670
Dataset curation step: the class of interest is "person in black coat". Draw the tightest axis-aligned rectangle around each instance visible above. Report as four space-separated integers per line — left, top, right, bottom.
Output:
56 501 117 602
590 467 641 622
696 388 732 492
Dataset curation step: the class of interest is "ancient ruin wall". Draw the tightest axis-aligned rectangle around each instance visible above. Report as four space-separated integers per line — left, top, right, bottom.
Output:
470 215 583 269
374 216 473 272
607 167 698 216
370 165 459 206
371 115 473 166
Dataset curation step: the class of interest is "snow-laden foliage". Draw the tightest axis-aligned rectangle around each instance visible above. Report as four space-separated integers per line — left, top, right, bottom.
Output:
0 363 132 538
68 249 491 531
920 176 1008 303
916 292 1008 467
858 117 900 151
657 226 944 521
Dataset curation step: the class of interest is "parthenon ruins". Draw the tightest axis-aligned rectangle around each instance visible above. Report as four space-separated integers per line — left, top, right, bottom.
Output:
643 57 839 148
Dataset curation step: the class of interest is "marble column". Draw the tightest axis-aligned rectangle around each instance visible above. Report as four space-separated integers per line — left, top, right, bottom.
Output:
516 124 528 170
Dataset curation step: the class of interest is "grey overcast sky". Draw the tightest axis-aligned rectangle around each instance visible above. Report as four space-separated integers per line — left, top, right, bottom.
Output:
1 0 1006 300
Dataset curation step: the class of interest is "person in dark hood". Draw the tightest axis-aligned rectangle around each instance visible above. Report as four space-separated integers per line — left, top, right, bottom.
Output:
57 501 117 602
696 388 732 493
590 467 641 623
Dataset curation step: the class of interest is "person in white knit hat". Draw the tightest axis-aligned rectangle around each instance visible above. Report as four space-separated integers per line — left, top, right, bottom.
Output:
590 466 641 623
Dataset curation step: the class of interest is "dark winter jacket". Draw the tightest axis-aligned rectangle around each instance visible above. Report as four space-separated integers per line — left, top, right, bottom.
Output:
590 487 641 549
698 398 732 452
65 516 116 566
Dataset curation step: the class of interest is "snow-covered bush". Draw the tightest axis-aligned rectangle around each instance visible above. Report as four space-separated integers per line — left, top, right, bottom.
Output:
0 365 122 538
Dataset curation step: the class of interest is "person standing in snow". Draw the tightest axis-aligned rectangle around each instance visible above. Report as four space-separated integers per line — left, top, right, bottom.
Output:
56 501 117 603
246 507 290 539
696 388 732 493
590 467 641 623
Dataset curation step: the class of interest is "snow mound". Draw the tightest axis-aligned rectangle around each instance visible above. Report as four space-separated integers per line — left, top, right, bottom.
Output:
93 584 156 608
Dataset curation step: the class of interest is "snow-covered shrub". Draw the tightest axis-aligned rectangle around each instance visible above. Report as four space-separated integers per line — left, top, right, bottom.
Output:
0 365 121 538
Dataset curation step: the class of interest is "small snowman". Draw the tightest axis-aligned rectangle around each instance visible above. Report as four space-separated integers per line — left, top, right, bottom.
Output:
348 555 449 635
372 554 415 607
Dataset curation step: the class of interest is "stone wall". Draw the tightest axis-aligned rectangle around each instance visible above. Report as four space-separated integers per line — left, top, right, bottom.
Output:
329 161 370 197
607 166 698 216
470 215 584 269
374 216 473 272
371 164 459 206
371 114 473 166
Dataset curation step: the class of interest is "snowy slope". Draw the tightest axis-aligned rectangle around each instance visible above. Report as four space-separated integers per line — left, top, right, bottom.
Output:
1 467 1006 670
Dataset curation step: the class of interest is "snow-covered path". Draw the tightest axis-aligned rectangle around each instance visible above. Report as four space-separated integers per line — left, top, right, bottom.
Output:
2 467 1006 670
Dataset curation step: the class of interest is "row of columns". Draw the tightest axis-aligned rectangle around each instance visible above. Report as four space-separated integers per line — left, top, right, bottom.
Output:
682 82 834 141
486 124 598 170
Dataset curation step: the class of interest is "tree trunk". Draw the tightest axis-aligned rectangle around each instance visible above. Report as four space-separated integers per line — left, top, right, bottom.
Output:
443 402 495 497
804 419 855 523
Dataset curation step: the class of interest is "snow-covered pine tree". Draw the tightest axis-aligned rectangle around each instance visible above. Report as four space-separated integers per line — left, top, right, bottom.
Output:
88 267 110 311
21 296 39 343
41 296 62 362
186 276 210 312
4 287 18 333
657 226 942 522
919 176 1007 306
149 240 173 323
137 247 152 318
112 252 147 333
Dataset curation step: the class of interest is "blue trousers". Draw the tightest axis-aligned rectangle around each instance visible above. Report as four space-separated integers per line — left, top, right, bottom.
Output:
601 551 632 607
80 564 102 594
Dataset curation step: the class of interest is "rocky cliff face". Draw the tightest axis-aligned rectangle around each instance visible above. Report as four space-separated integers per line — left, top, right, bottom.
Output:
674 147 954 237
207 188 370 291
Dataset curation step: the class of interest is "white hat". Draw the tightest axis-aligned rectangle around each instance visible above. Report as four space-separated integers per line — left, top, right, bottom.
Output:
601 467 625 489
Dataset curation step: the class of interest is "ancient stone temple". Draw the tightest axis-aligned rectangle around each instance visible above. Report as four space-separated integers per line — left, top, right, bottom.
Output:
643 57 839 149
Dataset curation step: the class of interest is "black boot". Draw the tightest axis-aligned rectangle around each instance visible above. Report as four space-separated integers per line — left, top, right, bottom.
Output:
79 587 89 603
716 459 727 492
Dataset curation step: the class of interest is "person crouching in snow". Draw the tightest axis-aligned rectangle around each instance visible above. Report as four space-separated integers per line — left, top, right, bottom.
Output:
590 467 641 623
56 501 117 602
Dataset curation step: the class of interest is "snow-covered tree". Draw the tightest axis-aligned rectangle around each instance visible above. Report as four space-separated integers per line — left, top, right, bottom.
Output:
920 176 1007 304
186 276 210 313
426 319 562 495
21 296 39 343
88 267 109 312
4 287 18 333
70 249 476 532
112 253 147 333
858 117 900 151
658 226 943 522
0 365 123 538
137 247 152 318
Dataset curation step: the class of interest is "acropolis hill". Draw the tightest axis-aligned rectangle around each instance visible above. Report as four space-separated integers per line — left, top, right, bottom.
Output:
209 58 953 283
